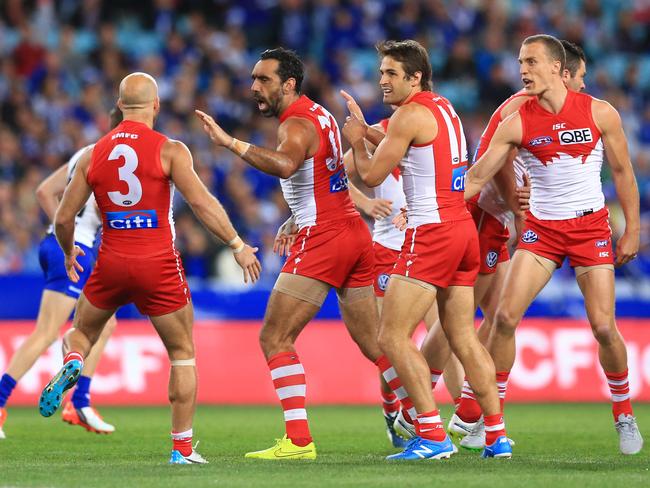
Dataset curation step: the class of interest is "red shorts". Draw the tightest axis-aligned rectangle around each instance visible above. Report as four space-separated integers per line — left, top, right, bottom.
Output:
372 241 400 297
468 201 510 274
517 208 614 267
392 217 479 288
282 217 374 288
84 249 191 316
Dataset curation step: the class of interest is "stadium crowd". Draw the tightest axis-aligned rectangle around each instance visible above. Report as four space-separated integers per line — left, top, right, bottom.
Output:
1 0 649 284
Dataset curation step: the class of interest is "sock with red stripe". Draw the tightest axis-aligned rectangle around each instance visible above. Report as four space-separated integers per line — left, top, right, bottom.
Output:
381 390 400 416
430 368 443 390
375 355 417 423
64 351 84 365
268 352 312 447
455 378 482 422
496 371 510 412
605 370 633 421
171 428 193 456
484 413 507 446
415 410 447 442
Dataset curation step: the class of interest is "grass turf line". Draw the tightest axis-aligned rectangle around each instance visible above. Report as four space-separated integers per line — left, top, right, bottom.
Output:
0 404 648 487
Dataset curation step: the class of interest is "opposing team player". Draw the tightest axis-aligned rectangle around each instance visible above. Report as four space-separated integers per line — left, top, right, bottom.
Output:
196 48 385 460
38 72 261 464
343 39 511 460
451 40 589 451
0 110 125 440
466 34 643 455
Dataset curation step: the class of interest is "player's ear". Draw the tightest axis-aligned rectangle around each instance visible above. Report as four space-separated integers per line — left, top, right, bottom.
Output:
284 77 296 95
411 71 422 88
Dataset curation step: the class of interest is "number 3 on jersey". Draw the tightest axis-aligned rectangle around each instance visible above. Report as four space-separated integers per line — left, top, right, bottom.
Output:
107 144 142 206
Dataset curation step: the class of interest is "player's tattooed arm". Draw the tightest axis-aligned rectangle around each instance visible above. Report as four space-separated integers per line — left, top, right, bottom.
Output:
195 110 312 179
465 112 522 200
593 99 640 266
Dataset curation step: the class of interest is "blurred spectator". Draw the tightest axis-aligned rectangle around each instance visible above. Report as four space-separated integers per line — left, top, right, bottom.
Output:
0 0 648 287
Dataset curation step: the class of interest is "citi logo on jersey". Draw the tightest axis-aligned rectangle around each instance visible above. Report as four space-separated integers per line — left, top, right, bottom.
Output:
451 165 467 192
106 210 158 230
558 128 592 145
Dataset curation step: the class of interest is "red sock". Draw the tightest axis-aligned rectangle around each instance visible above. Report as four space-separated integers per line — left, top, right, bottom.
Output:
375 355 417 422
171 428 193 456
415 410 446 441
64 351 84 365
455 379 482 422
381 390 400 416
605 370 633 421
496 371 510 412
268 352 312 447
430 368 443 390
484 413 507 446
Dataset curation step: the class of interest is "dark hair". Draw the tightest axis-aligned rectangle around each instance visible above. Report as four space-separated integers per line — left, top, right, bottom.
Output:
375 40 433 91
109 106 123 129
560 40 586 77
523 34 566 72
259 48 304 93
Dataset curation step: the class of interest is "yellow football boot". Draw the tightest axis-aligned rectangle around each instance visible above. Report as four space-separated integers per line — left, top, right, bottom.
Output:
245 435 317 460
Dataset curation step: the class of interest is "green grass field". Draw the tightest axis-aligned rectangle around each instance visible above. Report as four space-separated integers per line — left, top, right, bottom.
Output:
0 404 648 487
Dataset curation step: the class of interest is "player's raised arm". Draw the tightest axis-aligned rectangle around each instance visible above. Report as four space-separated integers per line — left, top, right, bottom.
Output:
343 104 419 187
54 149 93 282
340 90 385 147
195 110 311 179
36 163 69 223
465 112 522 200
593 99 641 266
165 139 261 283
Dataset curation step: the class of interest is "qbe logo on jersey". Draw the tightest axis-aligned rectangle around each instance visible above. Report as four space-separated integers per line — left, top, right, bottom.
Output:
559 128 592 145
451 165 467 192
106 210 158 230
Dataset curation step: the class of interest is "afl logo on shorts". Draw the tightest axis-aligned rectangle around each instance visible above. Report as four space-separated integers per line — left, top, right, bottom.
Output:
486 251 498 269
378 273 390 291
595 239 609 248
521 229 538 243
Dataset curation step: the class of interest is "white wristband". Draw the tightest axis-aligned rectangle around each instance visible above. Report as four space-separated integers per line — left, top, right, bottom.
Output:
227 235 240 246
232 242 246 254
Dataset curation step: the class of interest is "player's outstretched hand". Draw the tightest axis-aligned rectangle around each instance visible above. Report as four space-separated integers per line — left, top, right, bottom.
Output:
340 90 368 127
64 246 86 283
273 216 298 257
392 206 408 231
342 114 367 145
234 245 262 283
517 173 531 210
195 110 232 147
360 198 393 220
615 231 640 267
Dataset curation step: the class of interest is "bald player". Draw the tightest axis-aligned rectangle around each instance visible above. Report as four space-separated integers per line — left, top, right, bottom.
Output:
38 72 261 464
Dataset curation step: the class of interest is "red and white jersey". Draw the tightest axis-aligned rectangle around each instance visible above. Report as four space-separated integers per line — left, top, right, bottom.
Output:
399 91 471 227
518 91 604 220
372 118 406 251
88 120 176 257
473 92 528 226
278 95 358 229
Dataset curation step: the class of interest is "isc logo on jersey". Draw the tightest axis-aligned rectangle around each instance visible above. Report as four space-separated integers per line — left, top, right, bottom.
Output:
558 128 592 145
106 210 158 230
451 165 467 192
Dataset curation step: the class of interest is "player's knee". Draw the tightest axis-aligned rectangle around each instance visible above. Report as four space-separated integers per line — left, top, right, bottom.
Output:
494 308 519 336
377 327 398 355
167 342 194 361
591 321 617 346
259 323 290 356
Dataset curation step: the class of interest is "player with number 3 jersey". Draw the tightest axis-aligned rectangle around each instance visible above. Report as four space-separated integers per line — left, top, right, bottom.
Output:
39 72 260 464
